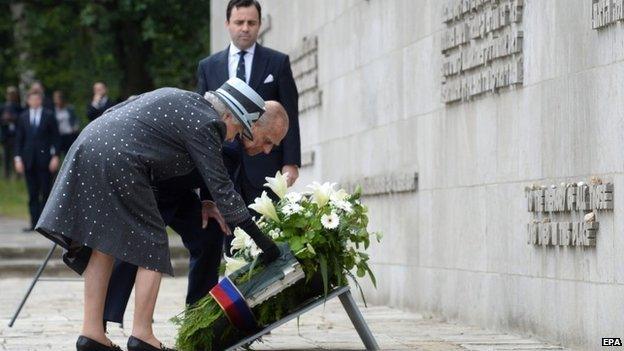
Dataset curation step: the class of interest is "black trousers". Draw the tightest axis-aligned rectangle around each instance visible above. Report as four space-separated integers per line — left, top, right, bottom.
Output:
24 166 52 229
2 138 14 178
103 190 225 324
60 133 78 155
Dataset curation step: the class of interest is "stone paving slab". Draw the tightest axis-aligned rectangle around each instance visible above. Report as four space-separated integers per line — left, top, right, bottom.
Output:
0 277 570 351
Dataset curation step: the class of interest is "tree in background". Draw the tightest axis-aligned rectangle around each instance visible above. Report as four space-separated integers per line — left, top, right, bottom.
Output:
3 1 211 123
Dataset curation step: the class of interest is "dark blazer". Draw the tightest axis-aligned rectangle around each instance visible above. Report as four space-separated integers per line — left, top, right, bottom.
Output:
86 97 115 121
14 108 60 169
1 102 22 141
197 43 301 188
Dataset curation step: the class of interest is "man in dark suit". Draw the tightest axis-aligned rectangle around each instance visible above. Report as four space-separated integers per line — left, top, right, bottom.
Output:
87 82 115 121
14 90 60 231
1 86 22 179
197 0 301 206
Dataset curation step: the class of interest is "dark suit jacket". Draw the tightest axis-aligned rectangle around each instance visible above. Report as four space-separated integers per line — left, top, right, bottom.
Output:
1 102 22 140
196 43 301 189
86 97 115 121
14 108 60 170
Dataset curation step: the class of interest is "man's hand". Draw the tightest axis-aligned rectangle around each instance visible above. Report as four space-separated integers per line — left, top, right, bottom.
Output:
281 164 299 187
49 156 60 173
201 200 231 235
14 159 24 174
92 93 102 105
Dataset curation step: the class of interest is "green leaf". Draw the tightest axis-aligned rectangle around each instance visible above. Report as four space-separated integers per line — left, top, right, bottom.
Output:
319 254 329 298
364 264 377 288
357 266 365 277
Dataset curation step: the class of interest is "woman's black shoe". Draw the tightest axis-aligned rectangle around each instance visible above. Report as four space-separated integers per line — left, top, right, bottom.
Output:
76 335 122 351
127 335 176 351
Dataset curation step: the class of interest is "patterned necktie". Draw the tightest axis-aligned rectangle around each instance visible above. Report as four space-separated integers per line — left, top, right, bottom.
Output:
236 50 247 82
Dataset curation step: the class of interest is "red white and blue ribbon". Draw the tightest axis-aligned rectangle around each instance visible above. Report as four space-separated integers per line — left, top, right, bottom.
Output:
210 277 258 332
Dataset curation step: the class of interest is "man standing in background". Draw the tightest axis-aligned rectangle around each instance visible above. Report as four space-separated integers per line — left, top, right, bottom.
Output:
1 86 22 179
86 82 114 121
197 0 301 205
14 91 60 232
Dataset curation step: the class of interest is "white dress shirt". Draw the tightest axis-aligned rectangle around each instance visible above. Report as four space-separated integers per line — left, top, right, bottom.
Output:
228 42 256 84
30 108 42 129
55 107 73 135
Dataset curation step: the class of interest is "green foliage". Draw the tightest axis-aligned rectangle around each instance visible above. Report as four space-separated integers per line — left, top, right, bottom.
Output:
0 176 28 219
5 1 211 124
0 4 18 97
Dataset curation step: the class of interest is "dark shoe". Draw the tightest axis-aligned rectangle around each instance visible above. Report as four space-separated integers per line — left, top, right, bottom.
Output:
127 336 176 351
76 335 122 351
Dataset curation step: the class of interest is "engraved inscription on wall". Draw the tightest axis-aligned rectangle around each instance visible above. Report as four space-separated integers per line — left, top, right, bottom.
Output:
341 172 418 197
592 0 624 29
290 36 321 113
441 0 524 103
525 180 613 247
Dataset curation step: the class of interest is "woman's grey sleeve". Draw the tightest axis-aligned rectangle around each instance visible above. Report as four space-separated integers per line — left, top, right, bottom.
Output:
185 123 251 225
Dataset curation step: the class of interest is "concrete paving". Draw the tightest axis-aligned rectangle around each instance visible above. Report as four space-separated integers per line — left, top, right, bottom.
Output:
0 278 570 350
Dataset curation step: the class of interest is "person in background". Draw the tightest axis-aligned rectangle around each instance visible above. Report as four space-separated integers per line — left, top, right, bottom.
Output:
1 86 22 178
87 82 114 121
14 90 60 232
29 81 54 110
53 90 80 155
197 0 301 255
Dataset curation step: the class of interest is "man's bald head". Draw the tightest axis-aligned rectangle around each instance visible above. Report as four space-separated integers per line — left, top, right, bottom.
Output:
243 100 289 156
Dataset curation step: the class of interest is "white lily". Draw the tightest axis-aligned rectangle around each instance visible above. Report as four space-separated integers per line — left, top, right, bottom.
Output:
249 191 280 222
308 181 336 208
230 227 251 253
224 256 248 275
264 171 289 199
330 188 349 202
331 199 353 213
249 243 263 258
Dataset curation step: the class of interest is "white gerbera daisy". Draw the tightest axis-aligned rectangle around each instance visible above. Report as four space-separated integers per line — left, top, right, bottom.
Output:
321 212 340 229
282 203 304 216
285 192 303 203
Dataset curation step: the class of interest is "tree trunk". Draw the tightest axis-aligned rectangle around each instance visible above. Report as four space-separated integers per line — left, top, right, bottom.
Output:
113 18 154 99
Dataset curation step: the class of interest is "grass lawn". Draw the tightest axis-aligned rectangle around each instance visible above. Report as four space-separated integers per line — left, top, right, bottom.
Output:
0 176 29 219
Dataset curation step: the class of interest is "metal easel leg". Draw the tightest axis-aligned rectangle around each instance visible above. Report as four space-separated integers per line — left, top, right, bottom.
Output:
8 243 57 327
338 289 380 350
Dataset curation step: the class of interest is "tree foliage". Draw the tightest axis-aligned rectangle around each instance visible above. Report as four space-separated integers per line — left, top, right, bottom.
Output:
3 1 211 121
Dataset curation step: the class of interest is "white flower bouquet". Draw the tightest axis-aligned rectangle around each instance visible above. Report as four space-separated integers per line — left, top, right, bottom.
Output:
173 172 381 350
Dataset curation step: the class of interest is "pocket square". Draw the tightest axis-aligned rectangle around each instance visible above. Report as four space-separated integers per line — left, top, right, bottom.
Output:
263 74 274 83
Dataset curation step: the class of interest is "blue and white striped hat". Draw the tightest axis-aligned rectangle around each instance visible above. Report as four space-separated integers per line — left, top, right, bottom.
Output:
212 77 265 140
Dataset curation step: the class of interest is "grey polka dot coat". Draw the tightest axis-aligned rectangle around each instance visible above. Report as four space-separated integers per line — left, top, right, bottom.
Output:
36 88 251 276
